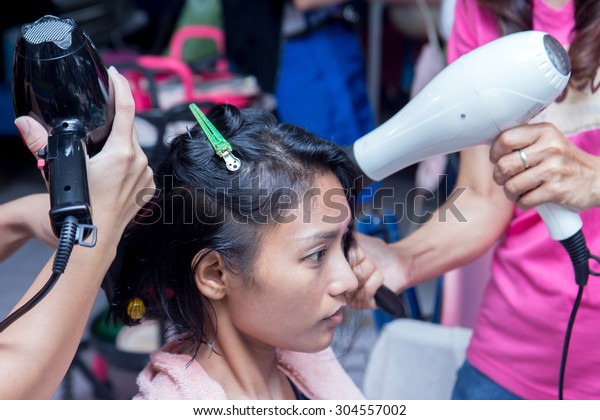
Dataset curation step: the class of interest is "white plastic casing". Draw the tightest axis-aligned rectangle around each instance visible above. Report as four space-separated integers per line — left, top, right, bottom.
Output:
353 30 581 240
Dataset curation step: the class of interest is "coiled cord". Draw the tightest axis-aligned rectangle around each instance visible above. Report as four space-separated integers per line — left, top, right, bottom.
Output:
52 216 78 275
560 230 590 287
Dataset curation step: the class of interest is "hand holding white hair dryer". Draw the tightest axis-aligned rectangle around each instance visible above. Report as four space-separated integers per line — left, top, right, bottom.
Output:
353 31 592 299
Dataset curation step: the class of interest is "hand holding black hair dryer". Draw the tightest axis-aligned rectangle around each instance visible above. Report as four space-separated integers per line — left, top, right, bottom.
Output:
12 15 114 245
0 15 115 333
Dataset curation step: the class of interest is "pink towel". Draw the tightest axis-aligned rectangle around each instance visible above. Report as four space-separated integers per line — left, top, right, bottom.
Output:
134 342 364 400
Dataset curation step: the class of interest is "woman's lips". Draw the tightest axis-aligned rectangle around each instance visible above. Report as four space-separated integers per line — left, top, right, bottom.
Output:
324 306 345 327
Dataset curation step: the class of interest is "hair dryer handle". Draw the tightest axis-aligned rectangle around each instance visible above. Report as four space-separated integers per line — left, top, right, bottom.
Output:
46 122 93 239
536 203 582 241
374 285 406 318
537 203 590 286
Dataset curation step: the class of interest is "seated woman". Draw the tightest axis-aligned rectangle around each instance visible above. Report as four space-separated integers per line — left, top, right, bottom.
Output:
106 103 381 399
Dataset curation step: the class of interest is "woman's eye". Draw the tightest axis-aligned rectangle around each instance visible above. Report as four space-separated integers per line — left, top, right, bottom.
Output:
306 248 327 262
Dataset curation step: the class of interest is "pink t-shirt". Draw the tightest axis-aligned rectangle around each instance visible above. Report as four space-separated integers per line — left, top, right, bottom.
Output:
448 0 600 400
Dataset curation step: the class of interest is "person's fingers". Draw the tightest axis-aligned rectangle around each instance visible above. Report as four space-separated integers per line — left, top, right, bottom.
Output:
352 251 375 282
350 246 378 288
515 185 556 210
130 119 145 156
90 67 151 182
14 117 48 158
500 150 582 209
362 270 384 308
353 231 408 294
99 66 136 154
348 245 365 273
489 123 551 164
347 243 385 310
492 123 573 189
501 164 544 204
105 67 150 167
493 146 540 186
348 270 384 310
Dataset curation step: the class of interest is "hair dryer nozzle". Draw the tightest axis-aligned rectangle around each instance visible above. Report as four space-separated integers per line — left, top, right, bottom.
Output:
544 33 570 76
12 14 113 157
12 15 115 239
352 30 570 182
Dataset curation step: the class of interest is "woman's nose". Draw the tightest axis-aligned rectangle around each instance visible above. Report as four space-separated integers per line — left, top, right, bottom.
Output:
327 254 359 297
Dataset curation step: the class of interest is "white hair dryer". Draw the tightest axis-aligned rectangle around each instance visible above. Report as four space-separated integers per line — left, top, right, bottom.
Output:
351 30 590 287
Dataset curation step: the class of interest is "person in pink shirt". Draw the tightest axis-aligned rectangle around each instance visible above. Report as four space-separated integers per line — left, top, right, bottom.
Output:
356 0 600 399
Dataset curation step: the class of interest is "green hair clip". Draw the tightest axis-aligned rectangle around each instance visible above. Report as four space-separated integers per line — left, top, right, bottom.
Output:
189 103 241 171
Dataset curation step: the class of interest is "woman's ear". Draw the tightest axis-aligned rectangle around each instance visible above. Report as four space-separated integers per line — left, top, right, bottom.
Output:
192 250 228 300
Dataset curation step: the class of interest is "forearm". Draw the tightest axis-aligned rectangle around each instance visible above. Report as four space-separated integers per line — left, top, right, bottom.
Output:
397 185 513 289
0 228 119 399
389 146 514 290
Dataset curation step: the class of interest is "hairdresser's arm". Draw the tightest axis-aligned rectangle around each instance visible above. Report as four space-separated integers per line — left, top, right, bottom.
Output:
0 67 154 399
355 145 514 294
490 122 600 211
0 193 56 262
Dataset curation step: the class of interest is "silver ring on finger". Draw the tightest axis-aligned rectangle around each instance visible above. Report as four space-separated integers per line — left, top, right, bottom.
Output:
518 149 529 170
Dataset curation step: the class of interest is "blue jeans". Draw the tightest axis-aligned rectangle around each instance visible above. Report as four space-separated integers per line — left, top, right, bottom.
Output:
452 360 523 400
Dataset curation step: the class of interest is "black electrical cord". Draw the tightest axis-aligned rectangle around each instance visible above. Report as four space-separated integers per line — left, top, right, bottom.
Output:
0 216 79 333
558 284 584 400
556 245 600 400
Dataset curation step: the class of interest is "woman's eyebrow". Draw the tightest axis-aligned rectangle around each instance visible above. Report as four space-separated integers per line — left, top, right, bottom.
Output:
298 230 338 242
298 226 350 242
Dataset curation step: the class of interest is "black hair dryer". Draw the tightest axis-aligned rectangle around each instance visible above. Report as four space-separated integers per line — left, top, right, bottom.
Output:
12 15 114 245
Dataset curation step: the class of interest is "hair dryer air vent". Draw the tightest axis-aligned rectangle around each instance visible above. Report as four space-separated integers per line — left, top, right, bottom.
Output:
22 15 75 46
12 15 114 158
544 34 570 76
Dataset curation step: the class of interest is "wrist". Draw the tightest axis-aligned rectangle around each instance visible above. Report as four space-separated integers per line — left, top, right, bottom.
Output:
89 220 125 259
396 233 427 289
68 228 119 269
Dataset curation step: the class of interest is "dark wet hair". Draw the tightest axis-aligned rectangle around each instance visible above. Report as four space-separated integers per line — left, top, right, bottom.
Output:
476 0 600 94
106 104 359 353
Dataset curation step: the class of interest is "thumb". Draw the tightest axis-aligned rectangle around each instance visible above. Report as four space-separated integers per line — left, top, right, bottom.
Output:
15 116 48 157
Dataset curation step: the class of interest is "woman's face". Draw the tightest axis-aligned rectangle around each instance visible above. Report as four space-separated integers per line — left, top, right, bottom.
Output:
224 171 358 353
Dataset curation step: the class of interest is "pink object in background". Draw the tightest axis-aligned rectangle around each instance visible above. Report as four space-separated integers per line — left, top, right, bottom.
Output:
441 246 495 328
